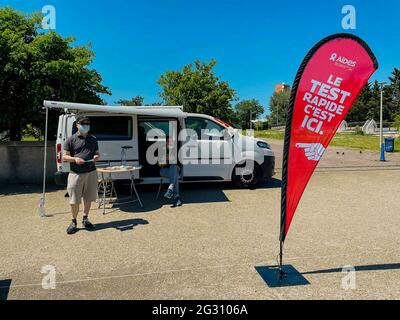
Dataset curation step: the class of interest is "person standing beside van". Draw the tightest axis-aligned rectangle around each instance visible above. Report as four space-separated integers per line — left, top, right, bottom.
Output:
159 137 182 207
160 164 182 207
63 116 100 234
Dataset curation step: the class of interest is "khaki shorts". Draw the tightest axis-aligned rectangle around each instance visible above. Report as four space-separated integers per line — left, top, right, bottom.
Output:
67 171 98 205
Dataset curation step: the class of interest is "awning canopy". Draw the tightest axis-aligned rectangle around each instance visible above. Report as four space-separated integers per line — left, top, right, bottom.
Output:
43 100 187 118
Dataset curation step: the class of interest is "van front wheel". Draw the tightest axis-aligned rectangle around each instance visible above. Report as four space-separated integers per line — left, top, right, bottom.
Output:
232 162 261 189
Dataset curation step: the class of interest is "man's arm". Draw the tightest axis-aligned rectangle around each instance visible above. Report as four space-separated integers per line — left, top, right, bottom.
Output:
93 150 100 163
63 151 85 165
93 139 100 163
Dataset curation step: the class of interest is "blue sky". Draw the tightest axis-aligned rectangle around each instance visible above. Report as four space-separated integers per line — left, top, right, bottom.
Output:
3 0 400 116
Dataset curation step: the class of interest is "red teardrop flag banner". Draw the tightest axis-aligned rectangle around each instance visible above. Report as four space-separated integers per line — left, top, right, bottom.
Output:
280 34 378 242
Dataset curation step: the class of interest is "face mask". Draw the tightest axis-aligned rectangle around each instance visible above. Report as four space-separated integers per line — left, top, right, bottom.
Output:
79 124 90 133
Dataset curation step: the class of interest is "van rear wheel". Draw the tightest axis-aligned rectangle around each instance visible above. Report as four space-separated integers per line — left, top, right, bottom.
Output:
232 161 261 189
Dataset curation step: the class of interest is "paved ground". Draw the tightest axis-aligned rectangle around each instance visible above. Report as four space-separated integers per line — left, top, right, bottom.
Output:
1 140 400 300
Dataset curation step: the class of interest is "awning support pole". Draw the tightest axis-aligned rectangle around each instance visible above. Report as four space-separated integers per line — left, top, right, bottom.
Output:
39 106 49 218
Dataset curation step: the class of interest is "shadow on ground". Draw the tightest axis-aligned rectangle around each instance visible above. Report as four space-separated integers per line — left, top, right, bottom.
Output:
86 218 149 232
115 178 281 213
0 183 63 196
302 263 400 275
0 279 12 300
255 263 400 288
0 178 282 215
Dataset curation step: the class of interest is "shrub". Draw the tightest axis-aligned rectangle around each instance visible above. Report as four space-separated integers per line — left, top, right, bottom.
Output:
393 114 400 132
354 126 364 135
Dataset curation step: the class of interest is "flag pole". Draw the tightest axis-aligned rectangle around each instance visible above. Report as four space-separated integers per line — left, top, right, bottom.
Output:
278 240 284 278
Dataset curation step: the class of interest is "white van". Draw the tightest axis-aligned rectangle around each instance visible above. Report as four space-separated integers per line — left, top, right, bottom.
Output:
46 101 275 189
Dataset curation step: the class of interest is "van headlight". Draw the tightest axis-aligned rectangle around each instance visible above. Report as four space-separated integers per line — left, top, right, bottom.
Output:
257 141 271 150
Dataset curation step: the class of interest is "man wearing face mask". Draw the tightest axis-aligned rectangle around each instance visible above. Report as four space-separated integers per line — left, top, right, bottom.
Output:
63 115 100 234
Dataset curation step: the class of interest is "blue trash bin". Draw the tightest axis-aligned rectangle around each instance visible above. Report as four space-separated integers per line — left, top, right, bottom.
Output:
385 137 395 152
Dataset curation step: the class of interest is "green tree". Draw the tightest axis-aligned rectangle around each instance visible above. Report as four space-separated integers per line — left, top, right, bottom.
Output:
234 99 264 129
366 81 383 121
150 102 163 106
268 90 290 126
115 96 144 106
0 7 110 140
115 96 163 106
364 81 391 122
393 114 400 131
254 120 270 131
346 82 373 122
157 59 236 122
388 68 400 117
348 79 395 123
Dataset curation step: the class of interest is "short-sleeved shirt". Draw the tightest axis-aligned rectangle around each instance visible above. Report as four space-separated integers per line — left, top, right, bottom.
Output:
64 133 99 174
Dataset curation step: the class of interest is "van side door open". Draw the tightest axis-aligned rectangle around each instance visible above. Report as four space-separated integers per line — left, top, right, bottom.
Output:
138 117 179 178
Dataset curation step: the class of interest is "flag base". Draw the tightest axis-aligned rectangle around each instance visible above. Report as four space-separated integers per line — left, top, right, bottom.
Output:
278 267 286 280
255 265 310 288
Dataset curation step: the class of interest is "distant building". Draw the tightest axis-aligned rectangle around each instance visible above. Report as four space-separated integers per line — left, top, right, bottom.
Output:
275 83 290 93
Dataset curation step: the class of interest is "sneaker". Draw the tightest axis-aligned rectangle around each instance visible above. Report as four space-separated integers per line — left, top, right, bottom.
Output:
82 218 95 230
164 188 174 199
67 221 78 235
171 197 182 208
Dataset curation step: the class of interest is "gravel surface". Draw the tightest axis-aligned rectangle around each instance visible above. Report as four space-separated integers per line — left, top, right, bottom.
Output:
1 140 399 300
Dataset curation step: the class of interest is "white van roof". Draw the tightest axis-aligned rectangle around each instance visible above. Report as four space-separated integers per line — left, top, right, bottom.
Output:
43 100 187 118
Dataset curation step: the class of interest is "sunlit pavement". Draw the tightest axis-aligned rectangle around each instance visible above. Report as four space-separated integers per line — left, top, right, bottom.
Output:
1 141 400 299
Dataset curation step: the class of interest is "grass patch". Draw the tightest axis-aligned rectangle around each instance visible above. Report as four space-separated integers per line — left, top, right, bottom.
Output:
330 133 381 151
254 130 399 152
252 130 285 140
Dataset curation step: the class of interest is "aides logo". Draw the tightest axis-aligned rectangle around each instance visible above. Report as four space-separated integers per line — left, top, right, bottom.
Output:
329 53 357 70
